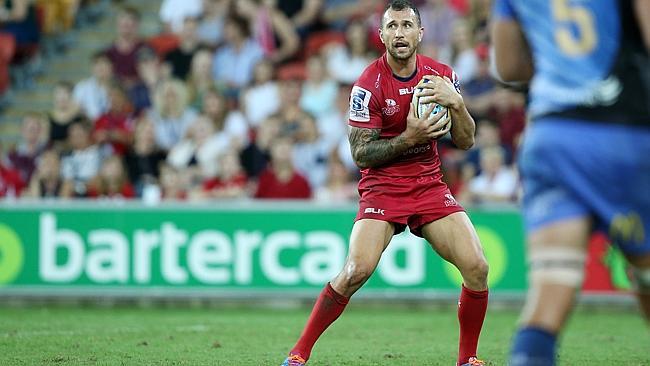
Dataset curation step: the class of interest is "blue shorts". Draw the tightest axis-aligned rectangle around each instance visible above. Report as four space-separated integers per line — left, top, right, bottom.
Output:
519 117 650 256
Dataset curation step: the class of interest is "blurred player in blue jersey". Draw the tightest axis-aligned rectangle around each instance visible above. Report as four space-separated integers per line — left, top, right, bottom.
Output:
491 0 650 364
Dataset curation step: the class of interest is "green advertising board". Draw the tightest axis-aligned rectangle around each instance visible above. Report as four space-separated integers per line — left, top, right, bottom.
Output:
0 203 527 297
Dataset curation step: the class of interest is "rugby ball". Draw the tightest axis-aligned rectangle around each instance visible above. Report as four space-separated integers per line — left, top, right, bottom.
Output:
413 77 447 122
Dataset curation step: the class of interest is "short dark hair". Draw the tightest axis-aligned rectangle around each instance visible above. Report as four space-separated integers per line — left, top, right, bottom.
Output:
382 0 421 27
225 15 251 38
119 5 141 21
91 50 110 62
55 80 74 92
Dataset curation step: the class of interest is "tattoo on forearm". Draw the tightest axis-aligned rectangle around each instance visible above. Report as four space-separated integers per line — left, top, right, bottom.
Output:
348 127 411 168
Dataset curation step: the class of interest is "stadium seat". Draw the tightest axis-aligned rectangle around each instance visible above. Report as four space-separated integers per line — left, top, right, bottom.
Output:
148 33 180 58
0 33 16 95
304 31 345 59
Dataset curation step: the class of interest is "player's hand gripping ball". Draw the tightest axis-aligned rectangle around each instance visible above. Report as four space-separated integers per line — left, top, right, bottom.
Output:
412 77 451 137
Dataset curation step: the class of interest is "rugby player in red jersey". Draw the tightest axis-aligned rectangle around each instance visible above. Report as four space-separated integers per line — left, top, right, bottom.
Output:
282 1 488 365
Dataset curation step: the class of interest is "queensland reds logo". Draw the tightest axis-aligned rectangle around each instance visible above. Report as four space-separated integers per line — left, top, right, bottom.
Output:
444 194 458 207
382 98 400 116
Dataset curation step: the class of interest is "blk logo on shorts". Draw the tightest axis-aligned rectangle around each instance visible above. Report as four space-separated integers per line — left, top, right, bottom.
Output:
364 208 385 215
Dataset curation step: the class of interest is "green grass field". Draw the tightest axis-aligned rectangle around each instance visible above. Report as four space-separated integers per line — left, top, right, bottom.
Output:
1 304 648 365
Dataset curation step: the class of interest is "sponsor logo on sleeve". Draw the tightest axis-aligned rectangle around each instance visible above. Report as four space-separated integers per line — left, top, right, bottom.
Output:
350 86 372 122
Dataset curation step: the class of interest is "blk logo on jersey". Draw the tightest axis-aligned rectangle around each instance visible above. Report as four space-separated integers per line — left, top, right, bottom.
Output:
399 87 415 95
350 86 372 122
382 99 400 116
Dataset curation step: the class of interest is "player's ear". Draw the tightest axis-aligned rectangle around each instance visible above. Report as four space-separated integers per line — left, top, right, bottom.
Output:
418 28 423 42
379 28 385 44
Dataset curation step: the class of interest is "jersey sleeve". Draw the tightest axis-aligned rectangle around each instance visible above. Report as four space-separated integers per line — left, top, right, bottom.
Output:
440 64 462 95
348 83 383 129
492 0 516 21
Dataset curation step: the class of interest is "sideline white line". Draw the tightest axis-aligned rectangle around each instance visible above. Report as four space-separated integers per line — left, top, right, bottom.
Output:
0 324 209 338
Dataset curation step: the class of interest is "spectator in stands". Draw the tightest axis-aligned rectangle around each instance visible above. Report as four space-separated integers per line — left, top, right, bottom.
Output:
419 0 458 64
8 112 47 184
315 83 350 157
269 78 318 144
104 6 146 86
201 87 248 151
36 0 79 37
129 47 162 115
240 114 277 178
197 0 228 48
487 86 526 154
234 0 299 64
460 146 518 204
462 44 497 117
0 0 39 47
245 77 321 188
160 0 203 34
73 52 113 121
467 0 489 44
159 163 187 200
60 120 103 197
148 79 198 151
314 155 357 202
25 149 67 198
212 14 264 94
450 19 478 85
164 16 201 80
273 0 323 37
0 153 24 198
93 84 134 156
186 48 214 108
254 137 311 199
324 20 374 84
48 81 84 151
463 119 512 177
261 77 322 185
167 114 226 182
87 155 135 199
195 151 248 199
322 0 382 30
335 134 356 174
300 54 337 119
240 59 280 127
123 117 166 195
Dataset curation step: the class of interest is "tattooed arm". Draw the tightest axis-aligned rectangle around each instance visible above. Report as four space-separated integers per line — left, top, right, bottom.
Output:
348 127 413 169
349 103 452 169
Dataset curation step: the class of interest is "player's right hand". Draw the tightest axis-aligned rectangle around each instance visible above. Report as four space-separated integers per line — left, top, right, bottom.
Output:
404 101 451 145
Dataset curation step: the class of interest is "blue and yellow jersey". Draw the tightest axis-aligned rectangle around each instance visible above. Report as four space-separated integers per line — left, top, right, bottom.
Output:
493 0 650 126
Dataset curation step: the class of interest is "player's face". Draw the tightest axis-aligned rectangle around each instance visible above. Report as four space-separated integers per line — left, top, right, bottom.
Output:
380 8 423 61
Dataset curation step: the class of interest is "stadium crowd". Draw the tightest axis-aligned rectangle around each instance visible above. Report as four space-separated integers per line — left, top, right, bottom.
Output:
0 0 525 204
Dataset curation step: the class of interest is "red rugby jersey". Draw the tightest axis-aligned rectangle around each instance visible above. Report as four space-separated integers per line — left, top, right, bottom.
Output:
348 53 460 178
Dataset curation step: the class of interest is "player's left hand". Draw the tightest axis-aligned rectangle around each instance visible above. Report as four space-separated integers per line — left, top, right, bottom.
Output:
414 76 463 110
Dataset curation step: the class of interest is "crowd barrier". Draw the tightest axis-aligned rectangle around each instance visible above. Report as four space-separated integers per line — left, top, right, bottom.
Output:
0 201 633 301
